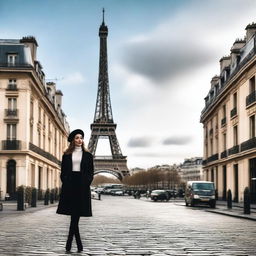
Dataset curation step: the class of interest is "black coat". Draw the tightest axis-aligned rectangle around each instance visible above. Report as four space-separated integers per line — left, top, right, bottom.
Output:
56 151 94 217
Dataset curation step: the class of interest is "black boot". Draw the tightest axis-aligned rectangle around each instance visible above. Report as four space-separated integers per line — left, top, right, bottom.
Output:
75 231 83 252
66 220 74 252
65 234 73 252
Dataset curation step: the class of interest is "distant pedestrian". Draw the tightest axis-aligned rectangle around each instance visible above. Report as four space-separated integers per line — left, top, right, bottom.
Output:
56 129 94 253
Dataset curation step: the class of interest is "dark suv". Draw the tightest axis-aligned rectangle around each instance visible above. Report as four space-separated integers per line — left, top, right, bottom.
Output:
150 190 170 202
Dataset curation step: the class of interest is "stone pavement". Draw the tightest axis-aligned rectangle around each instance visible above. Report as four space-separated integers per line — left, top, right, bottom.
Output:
1 196 256 256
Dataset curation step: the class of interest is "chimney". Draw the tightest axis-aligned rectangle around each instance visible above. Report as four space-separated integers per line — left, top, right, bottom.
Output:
245 23 256 42
20 36 38 62
55 90 63 108
46 82 56 105
219 56 231 73
210 75 219 88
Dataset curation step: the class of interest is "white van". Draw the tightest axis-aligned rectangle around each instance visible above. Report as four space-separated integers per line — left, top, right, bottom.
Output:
185 181 216 208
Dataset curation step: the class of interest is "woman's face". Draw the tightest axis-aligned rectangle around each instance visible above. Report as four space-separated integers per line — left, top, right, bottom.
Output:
74 134 83 147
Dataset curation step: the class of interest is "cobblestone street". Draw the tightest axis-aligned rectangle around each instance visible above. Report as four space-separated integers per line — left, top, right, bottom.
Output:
1 196 256 256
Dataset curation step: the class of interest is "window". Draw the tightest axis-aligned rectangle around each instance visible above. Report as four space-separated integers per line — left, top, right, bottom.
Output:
210 138 213 155
7 124 16 140
38 132 41 148
9 79 16 84
30 100 34 118
43 134 45 150
233 125 238 146
30 124 33 143
233 92 237 108
8 98 17 110
7 54 18 65
223 133 227 150
250 115 255 138
249 76 255 93
38 107 41 123
223 105 226 118
43 113 46 128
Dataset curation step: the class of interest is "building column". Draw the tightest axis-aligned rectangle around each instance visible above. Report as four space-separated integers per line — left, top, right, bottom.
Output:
226 163 233 199
0 159 7 200
34 160 39 189
239 159 249 202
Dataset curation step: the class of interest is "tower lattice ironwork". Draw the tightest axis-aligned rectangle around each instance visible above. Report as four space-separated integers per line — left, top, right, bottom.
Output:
88 10 129 180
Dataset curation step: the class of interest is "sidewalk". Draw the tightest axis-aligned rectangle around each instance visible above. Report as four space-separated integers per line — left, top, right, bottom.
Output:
0 200 58 218
206 200 256 221
140 196 256 221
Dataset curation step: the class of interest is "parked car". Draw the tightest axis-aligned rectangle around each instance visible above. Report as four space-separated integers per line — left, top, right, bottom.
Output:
150 190 170 202
166 189 177 198
185 181 216 208
113 190 124 196
91 191 98 199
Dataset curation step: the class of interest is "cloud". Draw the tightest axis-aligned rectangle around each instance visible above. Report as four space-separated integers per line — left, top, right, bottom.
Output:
162 136 192 146
120 0 256 86
60 71 86 85
127 137 153 147
122 38 216 84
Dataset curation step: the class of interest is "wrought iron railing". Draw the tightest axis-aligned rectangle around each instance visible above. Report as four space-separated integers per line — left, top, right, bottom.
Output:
228 145 240 155
221 150 227 158
241 137 256 151
0 62 32 68
29 143 61 165
2 140 21 150
6 84 18 90
246 91 256 107
5 109 18 117
207 153 219 163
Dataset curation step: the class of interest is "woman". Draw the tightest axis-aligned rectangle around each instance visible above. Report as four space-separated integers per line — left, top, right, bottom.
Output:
56 129 94 252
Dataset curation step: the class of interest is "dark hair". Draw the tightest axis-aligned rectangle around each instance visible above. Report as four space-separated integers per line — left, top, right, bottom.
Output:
64 140 89 155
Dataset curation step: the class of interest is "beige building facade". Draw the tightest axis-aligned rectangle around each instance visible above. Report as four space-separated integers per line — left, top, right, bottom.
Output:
180 157 203 182
200 23 256 203
0 37 69 200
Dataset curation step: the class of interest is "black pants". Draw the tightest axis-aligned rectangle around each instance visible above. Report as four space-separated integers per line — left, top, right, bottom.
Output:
67 214 82 249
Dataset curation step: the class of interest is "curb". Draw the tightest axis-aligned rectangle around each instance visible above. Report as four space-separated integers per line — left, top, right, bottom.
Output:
0 202 58 218
206 209 256 221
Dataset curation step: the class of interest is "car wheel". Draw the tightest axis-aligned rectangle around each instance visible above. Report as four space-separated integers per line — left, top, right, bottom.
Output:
210 201 216 208
191 200 195 207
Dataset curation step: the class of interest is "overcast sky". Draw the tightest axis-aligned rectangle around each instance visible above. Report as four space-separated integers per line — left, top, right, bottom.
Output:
1 0 256 169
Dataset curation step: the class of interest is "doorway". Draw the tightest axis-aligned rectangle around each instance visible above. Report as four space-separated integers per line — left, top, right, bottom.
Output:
249 158 256 203
222 165 227 200
233 164 238 202
7 160 16 199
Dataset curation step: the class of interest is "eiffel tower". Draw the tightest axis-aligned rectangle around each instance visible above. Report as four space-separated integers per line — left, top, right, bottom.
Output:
88 9 129 180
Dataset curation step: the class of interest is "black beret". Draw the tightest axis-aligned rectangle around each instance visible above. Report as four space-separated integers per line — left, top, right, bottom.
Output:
68 129 84 142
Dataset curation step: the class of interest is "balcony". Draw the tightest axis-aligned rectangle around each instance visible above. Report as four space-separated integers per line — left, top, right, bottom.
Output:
6 84 18 91
207 153 219 163
5 109 18 117
29 143 61 165
221 150 227 158
0 62 32 68
221 117 227 126
2 140 21 150
246 91 256 107
228 145 240 155
230 107 237 118
241 137 256 151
